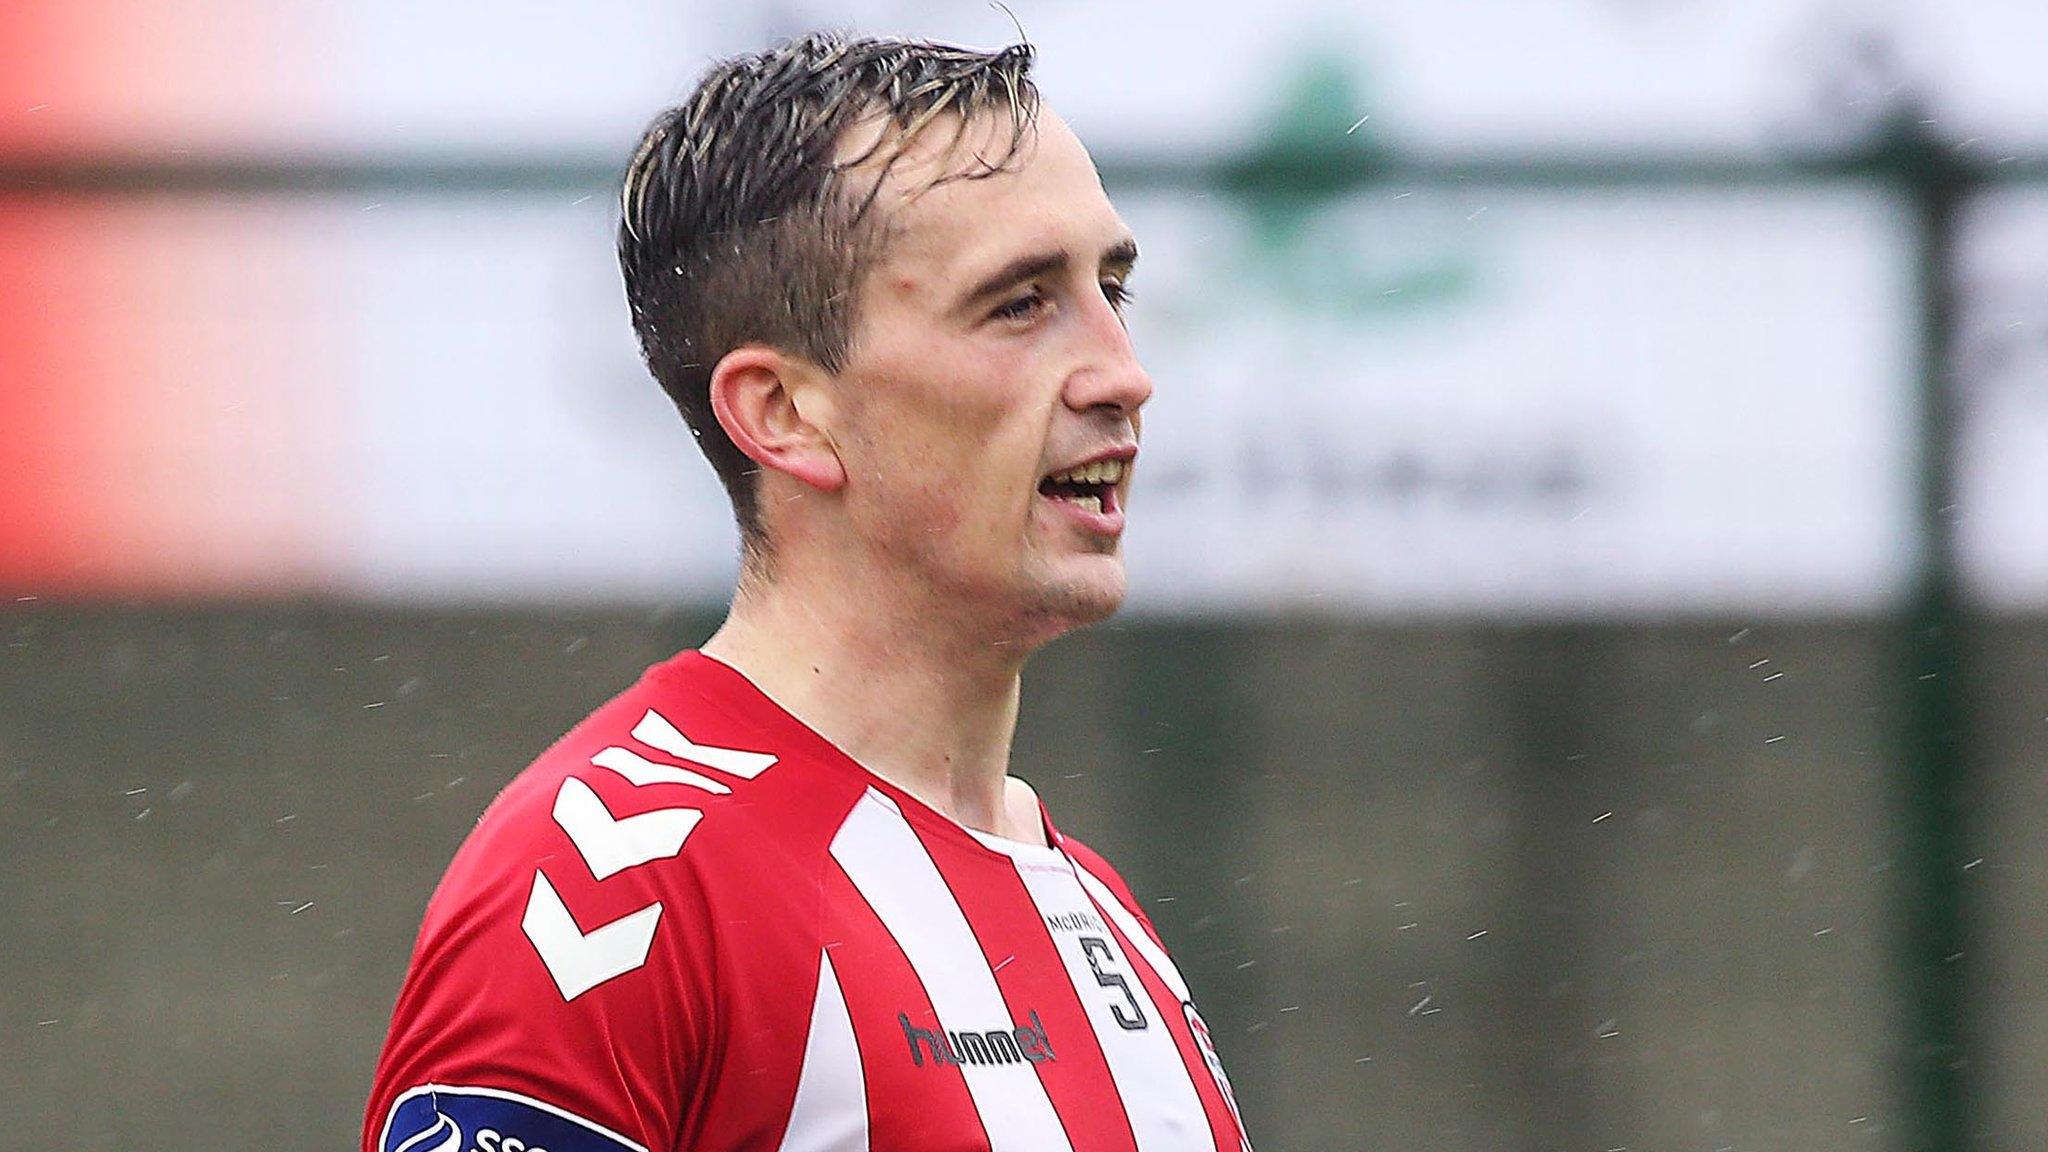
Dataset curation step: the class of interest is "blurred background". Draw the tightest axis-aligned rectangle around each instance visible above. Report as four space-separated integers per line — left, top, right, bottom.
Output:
3 1 2045 1149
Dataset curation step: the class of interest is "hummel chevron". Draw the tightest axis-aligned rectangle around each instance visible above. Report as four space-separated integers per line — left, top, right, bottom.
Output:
521 870 663 1001
589 745 731 793
520 711 778 1000
552 776 703 881
631 709 777 778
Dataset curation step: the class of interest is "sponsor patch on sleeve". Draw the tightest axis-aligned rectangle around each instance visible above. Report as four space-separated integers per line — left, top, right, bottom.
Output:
380 1085 647 1152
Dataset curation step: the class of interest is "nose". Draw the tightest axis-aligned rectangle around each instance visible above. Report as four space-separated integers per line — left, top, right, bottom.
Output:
1063 297 1153 415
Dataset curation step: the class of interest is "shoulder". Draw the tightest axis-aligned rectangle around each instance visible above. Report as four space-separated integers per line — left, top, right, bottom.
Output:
1013 779 1147 922
366 654 867 1149
467 654 859 883
1055 830 1160 938
423 652 871 995
446 679 752 902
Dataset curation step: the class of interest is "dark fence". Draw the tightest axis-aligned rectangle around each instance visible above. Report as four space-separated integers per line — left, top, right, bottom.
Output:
6 605 2042 1150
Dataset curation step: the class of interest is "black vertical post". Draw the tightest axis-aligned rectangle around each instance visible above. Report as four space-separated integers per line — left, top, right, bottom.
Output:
1889 110 1975 1152
1497 628 1619 1152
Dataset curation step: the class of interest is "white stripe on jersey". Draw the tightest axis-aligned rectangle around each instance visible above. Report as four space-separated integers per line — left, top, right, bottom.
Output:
829 789 1076 1152
1011 852 1217 1152
778 949 868 1152
1070 863 1192 1003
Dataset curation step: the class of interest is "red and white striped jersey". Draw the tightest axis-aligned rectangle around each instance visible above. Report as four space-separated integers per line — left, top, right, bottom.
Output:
365 651 1252 1152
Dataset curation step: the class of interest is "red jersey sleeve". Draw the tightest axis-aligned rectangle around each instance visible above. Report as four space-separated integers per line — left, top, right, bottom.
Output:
362 754 715 1152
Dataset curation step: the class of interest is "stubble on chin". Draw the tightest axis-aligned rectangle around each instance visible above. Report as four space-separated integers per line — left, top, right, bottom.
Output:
1010 556 1127 642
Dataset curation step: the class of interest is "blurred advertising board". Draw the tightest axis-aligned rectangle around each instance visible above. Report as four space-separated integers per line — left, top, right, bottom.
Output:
1958 190 2048 611
10 0 2045 615
6 0 2048 159
0 188 1938 617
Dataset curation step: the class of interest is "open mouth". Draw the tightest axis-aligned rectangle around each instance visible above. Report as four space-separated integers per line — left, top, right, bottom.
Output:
1037 458 1127 518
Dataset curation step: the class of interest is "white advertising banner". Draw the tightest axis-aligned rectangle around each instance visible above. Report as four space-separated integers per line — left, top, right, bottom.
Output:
1958 190 2048 610
12 0 2043 616
18 0 2048 158
324 186 1920 617
1117 186 1919 616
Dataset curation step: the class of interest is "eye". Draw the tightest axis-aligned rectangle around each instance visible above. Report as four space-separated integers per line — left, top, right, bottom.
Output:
992 288 1049 323
1101 278 1134 311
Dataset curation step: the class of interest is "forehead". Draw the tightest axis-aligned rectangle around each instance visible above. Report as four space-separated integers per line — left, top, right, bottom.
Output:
852 109 1126 291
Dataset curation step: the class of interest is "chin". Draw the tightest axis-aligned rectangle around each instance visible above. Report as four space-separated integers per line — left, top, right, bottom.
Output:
1021 566 1128 638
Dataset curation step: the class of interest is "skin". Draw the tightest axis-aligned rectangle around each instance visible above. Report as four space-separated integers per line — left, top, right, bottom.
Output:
699 106 1152 845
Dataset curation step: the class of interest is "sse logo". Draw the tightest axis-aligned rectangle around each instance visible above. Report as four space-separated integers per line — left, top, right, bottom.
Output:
381 1086 646 1152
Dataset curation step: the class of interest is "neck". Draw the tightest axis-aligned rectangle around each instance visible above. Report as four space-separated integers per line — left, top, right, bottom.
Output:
701 557 1038 842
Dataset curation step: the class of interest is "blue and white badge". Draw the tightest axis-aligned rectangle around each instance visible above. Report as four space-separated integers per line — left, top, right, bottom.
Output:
380 1085 647 1152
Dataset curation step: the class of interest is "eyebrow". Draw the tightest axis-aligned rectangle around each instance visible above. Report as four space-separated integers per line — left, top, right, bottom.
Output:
958 236 1140 310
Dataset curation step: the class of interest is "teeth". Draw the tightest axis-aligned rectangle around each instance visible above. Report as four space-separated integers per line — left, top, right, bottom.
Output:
1047 459 1127 487
1073 494 1102 514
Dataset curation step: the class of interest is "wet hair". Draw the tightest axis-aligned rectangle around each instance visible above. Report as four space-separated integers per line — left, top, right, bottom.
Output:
617 31 1041 561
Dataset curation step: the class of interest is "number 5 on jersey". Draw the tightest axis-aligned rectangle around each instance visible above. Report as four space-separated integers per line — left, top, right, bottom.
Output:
1079 935 1148 1030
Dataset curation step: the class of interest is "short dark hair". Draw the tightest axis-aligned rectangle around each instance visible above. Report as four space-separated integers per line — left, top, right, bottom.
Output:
617 32 1041 558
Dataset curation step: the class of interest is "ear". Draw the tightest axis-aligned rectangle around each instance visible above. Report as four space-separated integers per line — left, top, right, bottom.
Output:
708 345 848 494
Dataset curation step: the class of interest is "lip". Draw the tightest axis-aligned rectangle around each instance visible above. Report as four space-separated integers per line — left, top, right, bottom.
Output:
1039 487 1126 536
1046 445 1139 475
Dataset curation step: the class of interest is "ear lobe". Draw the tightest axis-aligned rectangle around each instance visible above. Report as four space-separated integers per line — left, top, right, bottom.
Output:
708 345 848 494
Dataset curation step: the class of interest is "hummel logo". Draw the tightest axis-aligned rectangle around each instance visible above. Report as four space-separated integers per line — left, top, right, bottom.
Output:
899 1011 1056 1068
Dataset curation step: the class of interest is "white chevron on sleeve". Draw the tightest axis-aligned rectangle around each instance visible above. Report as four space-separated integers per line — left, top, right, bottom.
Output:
590 745 732 794
553 776 703 881
521 868 664 1001
631 708 778 779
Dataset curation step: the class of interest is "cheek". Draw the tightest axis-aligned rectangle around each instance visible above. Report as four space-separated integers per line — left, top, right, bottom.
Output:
885 398 1046 494
844 349 1053 538
892 445 1042 559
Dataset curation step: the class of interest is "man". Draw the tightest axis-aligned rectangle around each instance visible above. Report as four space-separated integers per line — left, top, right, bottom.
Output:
364 31 1251 1152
